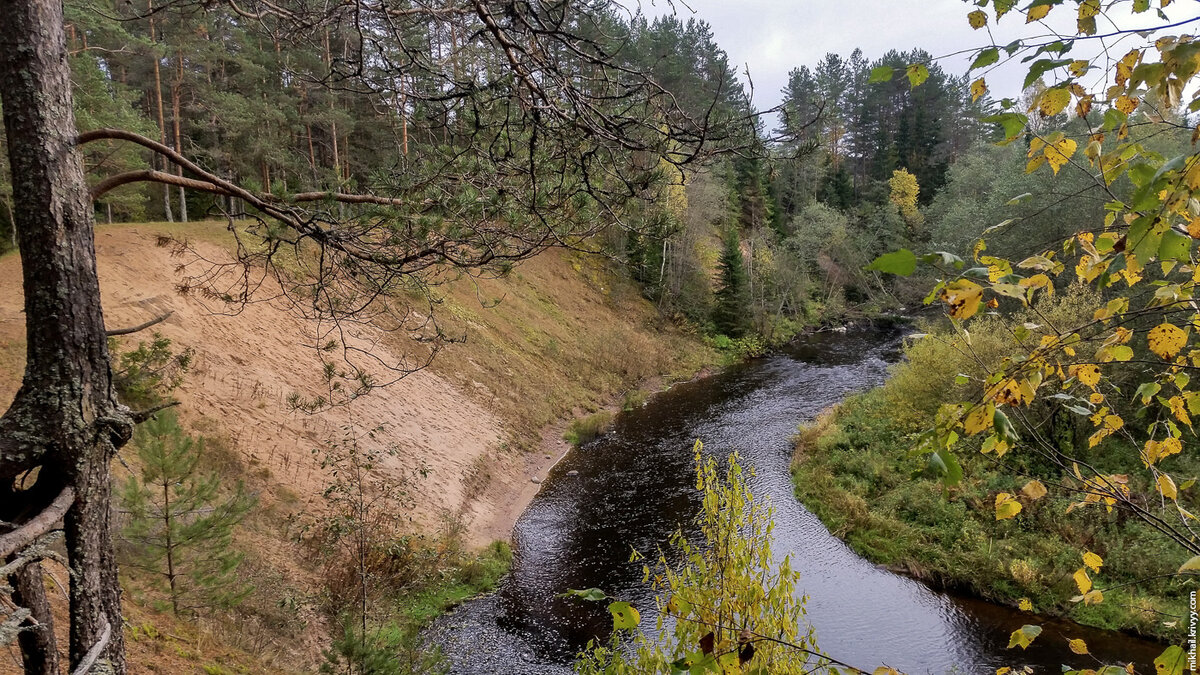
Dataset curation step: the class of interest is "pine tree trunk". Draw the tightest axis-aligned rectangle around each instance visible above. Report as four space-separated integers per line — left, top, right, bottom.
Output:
162 479 179 616
0 0 130 671
173 51 186 223
149 1 172 222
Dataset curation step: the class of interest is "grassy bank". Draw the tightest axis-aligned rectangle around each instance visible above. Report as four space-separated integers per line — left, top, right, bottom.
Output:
792 382 1188 643
319 541 513 674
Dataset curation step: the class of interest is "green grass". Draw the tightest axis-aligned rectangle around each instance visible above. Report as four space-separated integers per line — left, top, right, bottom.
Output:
791 388 1189 642
564 411 614 447
394 540 512 629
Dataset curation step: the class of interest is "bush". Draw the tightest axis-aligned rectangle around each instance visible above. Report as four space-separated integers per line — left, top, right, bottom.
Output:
564 411 614 447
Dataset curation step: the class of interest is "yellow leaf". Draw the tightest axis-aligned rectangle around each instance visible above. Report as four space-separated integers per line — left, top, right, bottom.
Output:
1022 479 1048 500
964 403 996 435
1027 4 1051 22
1115 95 1140 114
995 492 1022 520
1069 364 1101 390
971 78 988 103
1144 439 1161 467
1148 323 1188 359
982 434 1011 457
1179 555 1200 573
1082 589 1103 605
1078 0 1100 19
1159 473 1178 500
1046 138 1078 175
1069 60 1090 76
1159 436 1183 461
1069 638 1089 655
1039 88 1071 117
1083 551 1103 573
997 669 1012 675
940 280 984 320
1018 598 1033 611
1073 567 1092 594
1076 95 1094 118
968 9 988 29
1170 395 1193 427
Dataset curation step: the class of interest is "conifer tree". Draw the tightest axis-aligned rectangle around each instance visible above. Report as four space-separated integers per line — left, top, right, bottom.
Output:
119 411 254 616
712 228 750 338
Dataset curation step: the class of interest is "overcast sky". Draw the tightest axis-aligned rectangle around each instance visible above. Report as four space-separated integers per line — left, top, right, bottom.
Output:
626 0 1194 113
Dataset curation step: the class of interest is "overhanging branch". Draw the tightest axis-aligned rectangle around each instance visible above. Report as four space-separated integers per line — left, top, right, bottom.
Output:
83 133 408 208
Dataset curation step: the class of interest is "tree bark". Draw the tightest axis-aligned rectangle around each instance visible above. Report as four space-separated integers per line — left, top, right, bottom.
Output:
9 561 60 675
149 0 172 222
173 49 186 223
0 0 131 671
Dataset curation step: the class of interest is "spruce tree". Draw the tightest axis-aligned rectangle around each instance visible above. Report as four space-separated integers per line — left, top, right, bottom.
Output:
119 411 254 616
712 228 750 337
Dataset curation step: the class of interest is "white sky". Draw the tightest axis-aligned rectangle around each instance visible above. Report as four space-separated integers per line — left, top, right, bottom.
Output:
626 0 1197 112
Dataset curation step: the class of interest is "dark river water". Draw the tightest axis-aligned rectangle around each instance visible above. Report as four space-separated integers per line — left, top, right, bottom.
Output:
428 329 1166 674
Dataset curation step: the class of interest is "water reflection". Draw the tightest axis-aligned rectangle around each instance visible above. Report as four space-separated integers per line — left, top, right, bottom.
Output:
429 330 1164 674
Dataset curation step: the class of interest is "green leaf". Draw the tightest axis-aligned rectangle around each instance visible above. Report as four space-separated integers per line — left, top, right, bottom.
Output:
1159 229 1192 262
1135 381 1162 404
1155 645 1185 675
1023 58 1072 90
867 249 917 276
1133 0 1150 11
906 63 930 88
923 251 965 268
934 448 963 487
994 409 1019 443
971 47 1000 71
1102 108 1127 132
982 113 1028 142
561 588 607 601
869 66 895 83
608 601 640 630
1007 624 1043 649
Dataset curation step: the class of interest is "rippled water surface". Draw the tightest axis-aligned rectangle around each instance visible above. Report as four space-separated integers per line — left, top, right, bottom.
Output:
429 329 1164 674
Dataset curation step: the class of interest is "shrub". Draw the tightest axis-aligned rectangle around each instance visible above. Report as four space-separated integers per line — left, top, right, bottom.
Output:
564 411 614 447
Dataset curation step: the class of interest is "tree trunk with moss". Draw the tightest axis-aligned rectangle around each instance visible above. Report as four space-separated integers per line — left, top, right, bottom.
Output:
0 0 131 671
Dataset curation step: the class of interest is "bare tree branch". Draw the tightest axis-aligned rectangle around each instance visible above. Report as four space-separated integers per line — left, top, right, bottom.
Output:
105 311 174 337
0 487 75 560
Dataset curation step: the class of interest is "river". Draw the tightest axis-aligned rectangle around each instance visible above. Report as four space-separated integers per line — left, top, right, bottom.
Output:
428 328 1166 674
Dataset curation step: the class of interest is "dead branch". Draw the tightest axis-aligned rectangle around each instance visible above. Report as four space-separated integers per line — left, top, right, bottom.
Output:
69 618 109 675
130 401 181 424
105 311 174 337
0 486 74 560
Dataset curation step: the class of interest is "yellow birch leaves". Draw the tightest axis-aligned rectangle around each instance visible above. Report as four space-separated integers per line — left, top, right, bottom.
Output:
995 493 1022 520
1148 323 1188 359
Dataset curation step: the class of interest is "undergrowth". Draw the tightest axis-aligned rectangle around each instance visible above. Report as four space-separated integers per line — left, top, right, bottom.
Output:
792 383 1190 642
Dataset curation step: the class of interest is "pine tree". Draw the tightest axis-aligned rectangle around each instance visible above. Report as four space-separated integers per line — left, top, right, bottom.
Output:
119 411 254 616
712 228 750 338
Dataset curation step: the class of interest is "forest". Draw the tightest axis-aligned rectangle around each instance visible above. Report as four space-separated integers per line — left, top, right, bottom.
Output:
0 0 1197 674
